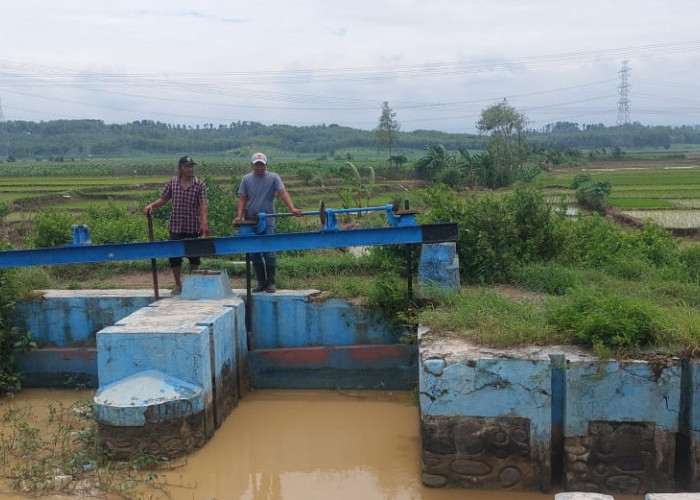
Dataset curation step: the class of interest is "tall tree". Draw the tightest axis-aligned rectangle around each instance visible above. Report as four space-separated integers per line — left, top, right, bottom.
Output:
476 99 529 188
376 101 400 159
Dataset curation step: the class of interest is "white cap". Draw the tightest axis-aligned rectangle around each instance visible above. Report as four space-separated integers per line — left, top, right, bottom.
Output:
251 152 268 165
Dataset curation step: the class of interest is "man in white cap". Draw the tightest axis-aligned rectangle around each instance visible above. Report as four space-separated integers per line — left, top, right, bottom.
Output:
234 152 302 292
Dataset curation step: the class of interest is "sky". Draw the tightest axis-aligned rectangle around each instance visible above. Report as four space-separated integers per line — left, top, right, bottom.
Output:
1 1 700 133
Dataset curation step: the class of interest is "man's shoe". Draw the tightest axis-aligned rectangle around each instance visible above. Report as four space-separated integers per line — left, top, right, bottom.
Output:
252 283 266 293
265 282 276 293
171 286 182 296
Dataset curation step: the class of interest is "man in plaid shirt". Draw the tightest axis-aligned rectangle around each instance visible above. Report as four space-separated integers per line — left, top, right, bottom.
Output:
144 156 210 295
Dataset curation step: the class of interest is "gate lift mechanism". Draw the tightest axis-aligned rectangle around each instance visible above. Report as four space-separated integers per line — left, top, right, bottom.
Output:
0 201 457 337
0 201 456 270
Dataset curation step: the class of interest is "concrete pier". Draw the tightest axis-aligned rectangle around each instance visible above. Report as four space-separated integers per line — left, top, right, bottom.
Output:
93 272 247 458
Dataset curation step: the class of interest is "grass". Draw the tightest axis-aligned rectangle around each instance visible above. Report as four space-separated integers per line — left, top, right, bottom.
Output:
418 287 563 348
0 395 179 498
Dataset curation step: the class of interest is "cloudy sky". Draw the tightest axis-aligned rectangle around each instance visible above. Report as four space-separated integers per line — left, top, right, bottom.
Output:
1 1 699 133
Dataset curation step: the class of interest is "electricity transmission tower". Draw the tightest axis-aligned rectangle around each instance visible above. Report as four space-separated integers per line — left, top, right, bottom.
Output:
617 60 631 148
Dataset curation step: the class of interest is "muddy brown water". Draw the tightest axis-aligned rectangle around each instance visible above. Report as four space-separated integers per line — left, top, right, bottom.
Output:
0 389 645 500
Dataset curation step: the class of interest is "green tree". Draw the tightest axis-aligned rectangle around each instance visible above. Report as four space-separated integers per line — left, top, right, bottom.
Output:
415 144 455 182
376 101 400 159
476 99 529 188
336 162 375 211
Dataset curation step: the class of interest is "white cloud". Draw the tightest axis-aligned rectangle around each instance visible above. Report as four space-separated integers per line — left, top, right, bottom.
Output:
1 1 700 132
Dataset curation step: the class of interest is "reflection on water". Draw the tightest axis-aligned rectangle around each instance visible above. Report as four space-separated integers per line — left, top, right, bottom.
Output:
0 389 646 500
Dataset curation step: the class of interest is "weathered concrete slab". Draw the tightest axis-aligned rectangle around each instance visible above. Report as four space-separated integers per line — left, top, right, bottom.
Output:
685 360 700 490
15 289 160 346
95 294 247 458
244 291 400 349
563 355 681 494
419 338 571 491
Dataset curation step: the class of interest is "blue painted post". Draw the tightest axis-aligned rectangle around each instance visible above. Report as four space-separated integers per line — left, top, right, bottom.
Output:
418 242 460 296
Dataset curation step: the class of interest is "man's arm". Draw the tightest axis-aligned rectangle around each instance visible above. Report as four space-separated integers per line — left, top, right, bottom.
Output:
278 188 302 216
199 201 210 236
144 197 167 215
233 193 248 222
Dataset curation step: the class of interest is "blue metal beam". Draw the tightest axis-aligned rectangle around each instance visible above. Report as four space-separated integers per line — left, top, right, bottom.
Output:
0 223 457 269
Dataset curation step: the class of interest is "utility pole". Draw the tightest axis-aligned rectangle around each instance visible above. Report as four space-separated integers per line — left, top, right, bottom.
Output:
617 60 631 149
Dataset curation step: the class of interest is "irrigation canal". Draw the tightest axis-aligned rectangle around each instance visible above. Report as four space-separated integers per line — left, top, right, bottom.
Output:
0 389 645 500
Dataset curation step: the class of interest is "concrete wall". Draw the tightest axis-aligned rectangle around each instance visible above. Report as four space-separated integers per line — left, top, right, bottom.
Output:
419 337 693 495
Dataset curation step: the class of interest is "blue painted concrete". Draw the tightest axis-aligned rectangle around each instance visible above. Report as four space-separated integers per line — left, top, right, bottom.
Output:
564 357 681 436
19 347 97 387
685 360 700 490
418 242 460 295
15 290 157 347
182 270 234 300
94 370 204 426
249 344 417 389
248 292 399 349
420 345 553 445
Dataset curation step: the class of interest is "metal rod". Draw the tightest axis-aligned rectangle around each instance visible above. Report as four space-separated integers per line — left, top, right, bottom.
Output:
245 253 252 349
0 223 457 269
146 214 160 301
263 210 319 218
406 243 415 337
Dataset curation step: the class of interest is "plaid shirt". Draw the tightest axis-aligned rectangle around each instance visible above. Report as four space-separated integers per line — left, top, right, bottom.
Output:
160 176 207 234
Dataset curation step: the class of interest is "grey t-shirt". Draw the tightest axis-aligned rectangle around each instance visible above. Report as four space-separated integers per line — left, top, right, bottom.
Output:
238 171 284 225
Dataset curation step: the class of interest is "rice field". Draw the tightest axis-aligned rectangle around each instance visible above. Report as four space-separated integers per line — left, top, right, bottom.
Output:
620 210 700 229
539 160 700 234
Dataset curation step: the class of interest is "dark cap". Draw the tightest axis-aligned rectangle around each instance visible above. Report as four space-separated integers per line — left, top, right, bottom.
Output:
178 155 196 167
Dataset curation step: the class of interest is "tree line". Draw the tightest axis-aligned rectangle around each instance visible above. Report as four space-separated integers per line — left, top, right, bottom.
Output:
2 115 699 161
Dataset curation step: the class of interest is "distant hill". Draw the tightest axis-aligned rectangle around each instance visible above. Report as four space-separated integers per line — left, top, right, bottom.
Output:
2 119 700 160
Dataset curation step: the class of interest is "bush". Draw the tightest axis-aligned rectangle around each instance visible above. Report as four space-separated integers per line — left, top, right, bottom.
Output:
570 174 611 213
31 209 75 248
0 247 36 390
547 286 661 352
83 203 159 244
680 243 700 284
423 185 560 284
366 272 411 332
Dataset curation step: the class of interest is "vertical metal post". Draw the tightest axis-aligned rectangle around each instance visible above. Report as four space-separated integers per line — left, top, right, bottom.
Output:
405 243 416 336
245 253 252 350
146 214 160 301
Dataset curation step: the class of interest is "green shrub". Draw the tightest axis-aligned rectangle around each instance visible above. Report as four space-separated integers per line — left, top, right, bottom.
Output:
0 258 36 389
31 209 75 248
570 173 611 213
680 243 700 284
423 185 560 284
83 203 158 244
547 286 661 352
366 272 410 331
